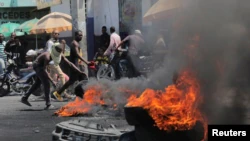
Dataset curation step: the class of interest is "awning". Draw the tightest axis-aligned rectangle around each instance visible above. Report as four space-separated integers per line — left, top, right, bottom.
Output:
143 0 182 22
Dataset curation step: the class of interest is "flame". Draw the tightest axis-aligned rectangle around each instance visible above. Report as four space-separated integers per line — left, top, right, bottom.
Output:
126 69 207 140
55 86 105 116
54 68 208 140
55 86 138 117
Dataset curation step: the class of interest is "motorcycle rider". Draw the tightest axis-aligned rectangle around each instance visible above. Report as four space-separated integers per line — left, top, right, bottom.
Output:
53 30 91 101
101 27 122 79
20 43 86 110
104 26 121 56
116 30 145 77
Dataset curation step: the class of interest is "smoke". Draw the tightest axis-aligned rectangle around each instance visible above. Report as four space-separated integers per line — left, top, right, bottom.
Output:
83 0 250 124
84 77 149 105
164 0 250 124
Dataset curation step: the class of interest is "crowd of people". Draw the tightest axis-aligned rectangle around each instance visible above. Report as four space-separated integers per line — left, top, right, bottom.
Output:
0 26 168 110
97 26 168 78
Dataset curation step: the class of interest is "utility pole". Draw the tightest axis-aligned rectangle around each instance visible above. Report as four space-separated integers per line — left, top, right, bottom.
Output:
70 0 88 75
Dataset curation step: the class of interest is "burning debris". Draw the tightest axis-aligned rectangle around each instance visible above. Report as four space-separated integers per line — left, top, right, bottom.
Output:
55 68 207 140
126 68 207 141
55 86 107 117
54 1 250 141
123 106 205 141
126 69 206 131
54 79 144 117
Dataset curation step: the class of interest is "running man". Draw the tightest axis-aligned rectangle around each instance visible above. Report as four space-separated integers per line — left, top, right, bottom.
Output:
53 30 91 101
20 43 86 110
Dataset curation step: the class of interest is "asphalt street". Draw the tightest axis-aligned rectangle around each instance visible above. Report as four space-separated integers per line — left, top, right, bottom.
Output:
0 95 74 141
1 94 250 141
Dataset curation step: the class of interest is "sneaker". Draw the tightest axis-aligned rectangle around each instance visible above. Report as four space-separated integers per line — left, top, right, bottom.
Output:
44 105 56 110
20 97 32 107
53 91 63 102
63 92 74 99
32 95 45 101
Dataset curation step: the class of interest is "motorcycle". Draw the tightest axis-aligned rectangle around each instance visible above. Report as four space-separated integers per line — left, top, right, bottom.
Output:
96 48 155 80
0 57 43 97
96 47 132 80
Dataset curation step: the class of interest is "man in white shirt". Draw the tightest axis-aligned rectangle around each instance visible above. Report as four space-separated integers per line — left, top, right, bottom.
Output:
104 26 121 56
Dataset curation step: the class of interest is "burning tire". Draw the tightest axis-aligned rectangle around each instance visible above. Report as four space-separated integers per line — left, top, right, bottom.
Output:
74 80 88 98
123 107 205 141
124 107 154 126
119 131 136 141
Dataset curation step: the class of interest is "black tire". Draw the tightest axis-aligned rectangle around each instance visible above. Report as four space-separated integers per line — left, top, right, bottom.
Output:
68 80 88 98
119 131 136 141
74 83 85 99
0 80 10 97
124 107 155 126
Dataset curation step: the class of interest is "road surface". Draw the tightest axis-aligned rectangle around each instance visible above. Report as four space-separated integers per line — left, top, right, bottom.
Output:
0 95 73 141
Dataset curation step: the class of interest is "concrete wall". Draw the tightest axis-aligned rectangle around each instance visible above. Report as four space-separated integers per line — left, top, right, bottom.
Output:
93 0 119 36
50 0 72 37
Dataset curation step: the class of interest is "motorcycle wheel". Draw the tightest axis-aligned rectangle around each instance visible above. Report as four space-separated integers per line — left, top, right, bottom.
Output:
97 65 116 80
119 61 133 78
0 80 10 97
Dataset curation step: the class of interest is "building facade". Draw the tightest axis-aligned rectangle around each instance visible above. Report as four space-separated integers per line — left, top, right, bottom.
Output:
84 0 155 60
0 0 49 25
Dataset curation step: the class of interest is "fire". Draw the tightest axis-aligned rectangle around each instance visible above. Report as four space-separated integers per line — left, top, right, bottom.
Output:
54 68 207 140
55 86 137 117
126 69 207 139
55 86 105 117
